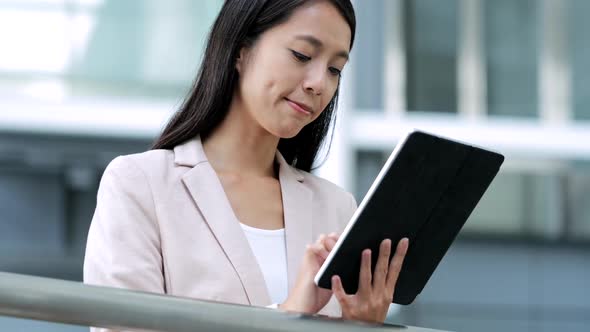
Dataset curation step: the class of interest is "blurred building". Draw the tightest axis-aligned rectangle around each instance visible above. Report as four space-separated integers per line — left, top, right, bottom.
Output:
0 0 588 331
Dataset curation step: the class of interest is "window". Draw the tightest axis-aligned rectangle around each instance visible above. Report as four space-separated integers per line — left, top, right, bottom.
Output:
404 0 458 113
466 167 564 238
0 0 223 101
568 0 590 121
0 168 65 255
569 162 590 239
354 150 388 202
484 0 539 117
352 0 385 111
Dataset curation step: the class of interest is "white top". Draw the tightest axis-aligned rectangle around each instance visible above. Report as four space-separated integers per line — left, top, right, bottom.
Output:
239 223 289 305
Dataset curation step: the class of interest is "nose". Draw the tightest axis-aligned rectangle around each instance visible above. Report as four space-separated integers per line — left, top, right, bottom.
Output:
303 67 327 96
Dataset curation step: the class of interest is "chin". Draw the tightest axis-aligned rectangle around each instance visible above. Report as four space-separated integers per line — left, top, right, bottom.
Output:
274 130 301 140
271 125 304 139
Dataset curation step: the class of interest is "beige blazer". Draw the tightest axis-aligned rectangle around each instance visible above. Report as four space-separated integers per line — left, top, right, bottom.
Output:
83 136 357 329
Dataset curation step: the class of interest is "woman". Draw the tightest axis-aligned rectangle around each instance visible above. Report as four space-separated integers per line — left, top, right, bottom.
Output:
84 0 408 327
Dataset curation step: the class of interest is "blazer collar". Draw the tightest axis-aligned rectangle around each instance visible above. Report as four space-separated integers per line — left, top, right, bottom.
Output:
174 136 312 304
173 136 207 167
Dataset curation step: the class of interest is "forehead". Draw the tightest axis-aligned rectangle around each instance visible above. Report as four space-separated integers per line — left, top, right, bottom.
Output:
269 1 352 53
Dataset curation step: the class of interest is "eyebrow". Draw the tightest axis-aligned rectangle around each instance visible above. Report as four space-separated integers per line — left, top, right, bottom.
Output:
294 34 349 60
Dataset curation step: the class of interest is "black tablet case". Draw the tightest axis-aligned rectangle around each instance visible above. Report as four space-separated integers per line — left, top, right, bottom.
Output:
316 131 505 304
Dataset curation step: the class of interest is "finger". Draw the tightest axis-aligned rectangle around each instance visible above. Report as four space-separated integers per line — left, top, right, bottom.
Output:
304 244 316 264
310 242 330 261
324 233 340 251
315 233 326 244
386 238 409 292
313 234 328 255
372 239 392 288
311 243 329 260
331 275 349 308
318 233 340 253
324 237 338 252
319 233 338 243
357 249 373 297
328 232 339 240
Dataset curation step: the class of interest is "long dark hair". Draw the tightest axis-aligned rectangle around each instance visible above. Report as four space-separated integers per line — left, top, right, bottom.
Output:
152 0 356 172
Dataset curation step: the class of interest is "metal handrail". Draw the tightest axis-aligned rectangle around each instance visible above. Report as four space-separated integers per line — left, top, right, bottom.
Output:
0 272 445 332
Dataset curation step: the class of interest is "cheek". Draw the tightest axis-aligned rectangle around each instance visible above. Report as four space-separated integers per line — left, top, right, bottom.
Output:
264 79 277 95
241 67 277 106
249 61 283 101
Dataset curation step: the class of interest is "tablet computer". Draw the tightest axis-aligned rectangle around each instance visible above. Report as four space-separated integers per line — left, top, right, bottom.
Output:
314 129 505 305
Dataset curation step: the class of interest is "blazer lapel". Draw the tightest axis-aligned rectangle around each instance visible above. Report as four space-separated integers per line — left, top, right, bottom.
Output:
175 137 271 306
276 152 313 291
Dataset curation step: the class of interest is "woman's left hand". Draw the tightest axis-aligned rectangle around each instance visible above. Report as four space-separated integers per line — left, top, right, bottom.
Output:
331 238 409 324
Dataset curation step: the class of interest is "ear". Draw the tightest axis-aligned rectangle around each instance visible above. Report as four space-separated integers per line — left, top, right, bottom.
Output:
235 47 248 73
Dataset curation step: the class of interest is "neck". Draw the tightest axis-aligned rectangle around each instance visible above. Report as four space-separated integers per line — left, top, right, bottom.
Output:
202 98 279 179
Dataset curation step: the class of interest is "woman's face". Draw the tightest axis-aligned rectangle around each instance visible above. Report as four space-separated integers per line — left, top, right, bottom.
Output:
235 0 351 138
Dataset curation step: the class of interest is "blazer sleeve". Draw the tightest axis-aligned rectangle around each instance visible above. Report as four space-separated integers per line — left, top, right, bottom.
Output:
83 156 164 332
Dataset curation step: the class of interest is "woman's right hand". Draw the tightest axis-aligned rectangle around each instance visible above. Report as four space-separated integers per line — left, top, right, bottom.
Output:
279 233 339 314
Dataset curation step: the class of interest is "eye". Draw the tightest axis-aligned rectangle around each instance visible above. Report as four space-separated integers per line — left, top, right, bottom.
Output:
329 67 342 77
290 50 311 63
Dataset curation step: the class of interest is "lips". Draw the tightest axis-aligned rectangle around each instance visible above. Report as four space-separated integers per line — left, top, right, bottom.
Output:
285 98 313 115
